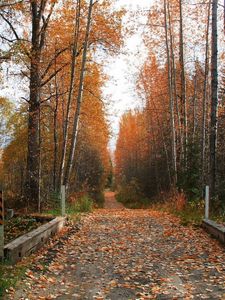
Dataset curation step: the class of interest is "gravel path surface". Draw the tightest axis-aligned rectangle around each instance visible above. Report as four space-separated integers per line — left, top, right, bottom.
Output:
8 193 225 300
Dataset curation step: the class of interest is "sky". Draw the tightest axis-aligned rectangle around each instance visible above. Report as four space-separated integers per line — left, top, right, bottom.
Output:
102 0 153 150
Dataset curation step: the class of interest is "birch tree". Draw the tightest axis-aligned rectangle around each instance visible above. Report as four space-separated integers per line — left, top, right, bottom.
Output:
210 0 218 199
63 0 94 189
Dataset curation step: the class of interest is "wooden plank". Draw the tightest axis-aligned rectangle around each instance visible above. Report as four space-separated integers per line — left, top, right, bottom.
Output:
0 189 4 261
4 217 66 264
202 219 225 244
61 185 66 217
205 186 209 219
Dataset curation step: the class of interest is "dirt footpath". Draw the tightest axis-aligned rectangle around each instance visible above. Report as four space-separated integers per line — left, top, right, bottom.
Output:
7 193 225 300
104 191 124 209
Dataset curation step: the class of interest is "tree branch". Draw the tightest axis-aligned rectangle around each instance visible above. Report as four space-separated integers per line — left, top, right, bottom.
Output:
39 2 55 50
0 0 23 9
41 46 69 80
0 12 31 58
41 63 69 87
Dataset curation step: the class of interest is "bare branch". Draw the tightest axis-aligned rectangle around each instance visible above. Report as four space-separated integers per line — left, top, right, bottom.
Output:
41 46 69 80
0 0 23 9
40 90 68 103
0 12 20 40
21 96 29 103
41 63 69 87
0 12 31 58
39 2 55 49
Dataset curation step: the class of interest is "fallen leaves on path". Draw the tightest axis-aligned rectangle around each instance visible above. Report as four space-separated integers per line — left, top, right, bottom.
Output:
5 195 225 300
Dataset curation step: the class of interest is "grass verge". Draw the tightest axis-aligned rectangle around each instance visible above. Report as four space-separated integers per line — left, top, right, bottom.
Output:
151 191 205 226
45 195 94 216
0 261 27 298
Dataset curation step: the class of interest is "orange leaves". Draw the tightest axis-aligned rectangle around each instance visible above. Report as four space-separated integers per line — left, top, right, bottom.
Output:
115 110 148 183
6 207 225 299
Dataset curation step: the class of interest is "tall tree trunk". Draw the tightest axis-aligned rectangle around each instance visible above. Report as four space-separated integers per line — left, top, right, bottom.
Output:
164 0 177 184
192 72 197 142
38 104 42 213
26 1 41 209
53 99 58 192
25 0 55 210
210 0 218 199
201 0 211 187
179 0 187 167
63 0 93 189
167 0 183 166
53 53 59 192
58 0 81 190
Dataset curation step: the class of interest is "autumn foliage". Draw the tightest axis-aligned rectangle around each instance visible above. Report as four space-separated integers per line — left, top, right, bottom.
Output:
0 0 124 210
115 0 225 214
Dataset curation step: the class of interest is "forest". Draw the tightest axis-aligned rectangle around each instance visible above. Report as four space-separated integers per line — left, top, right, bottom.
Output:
0 0 224 218
0 0 123 212
115 0 225 218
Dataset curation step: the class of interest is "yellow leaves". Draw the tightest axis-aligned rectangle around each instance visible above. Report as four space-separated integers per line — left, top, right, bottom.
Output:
109 279 117 287
48 262 64 271
25 270 36 280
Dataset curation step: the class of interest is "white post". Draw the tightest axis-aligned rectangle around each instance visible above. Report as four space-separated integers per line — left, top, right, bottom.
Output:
205 185 209 219
0 190 4 261
61 185 66 217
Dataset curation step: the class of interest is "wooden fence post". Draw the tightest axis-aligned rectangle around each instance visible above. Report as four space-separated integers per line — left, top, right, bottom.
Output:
205 185 209 219
61 185 66 217
0 189 4 261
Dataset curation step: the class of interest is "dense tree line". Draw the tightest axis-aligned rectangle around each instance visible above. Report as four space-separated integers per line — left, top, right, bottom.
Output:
115 0 225 214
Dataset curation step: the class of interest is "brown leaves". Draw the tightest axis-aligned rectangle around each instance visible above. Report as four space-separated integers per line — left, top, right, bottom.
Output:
7 207 225 299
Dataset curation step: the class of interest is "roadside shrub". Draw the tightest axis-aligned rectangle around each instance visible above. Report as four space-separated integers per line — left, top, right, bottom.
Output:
70 195 93 213
151 189 204 226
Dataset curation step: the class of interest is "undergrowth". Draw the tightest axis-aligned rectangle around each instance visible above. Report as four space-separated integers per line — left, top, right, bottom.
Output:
93 192 105 208
117 184 206 226
0 262 27 297
116 179 151 209
151 190 205 226
45 195 93 216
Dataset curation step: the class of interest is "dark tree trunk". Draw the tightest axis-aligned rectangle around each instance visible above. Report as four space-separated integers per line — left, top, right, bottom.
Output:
26 1 41 209
179 0 187 167
201 0 211 187
164 0 177 184
210 0 218 199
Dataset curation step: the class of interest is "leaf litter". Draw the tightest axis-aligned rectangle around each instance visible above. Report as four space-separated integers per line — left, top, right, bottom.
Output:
5 193 225 300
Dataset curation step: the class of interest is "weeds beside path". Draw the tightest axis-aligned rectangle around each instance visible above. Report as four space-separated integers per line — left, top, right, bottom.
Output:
5 193 225 299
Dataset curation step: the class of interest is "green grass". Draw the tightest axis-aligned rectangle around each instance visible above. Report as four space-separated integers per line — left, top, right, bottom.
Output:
45 195 94 216
68 196 93 213
0 261 27 298
174 206 204 226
